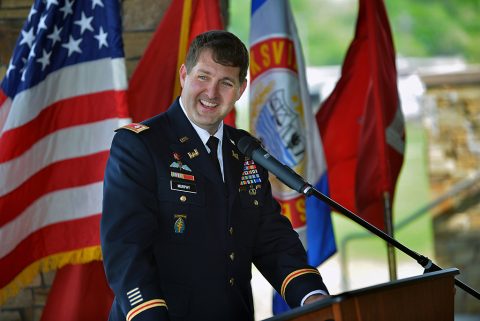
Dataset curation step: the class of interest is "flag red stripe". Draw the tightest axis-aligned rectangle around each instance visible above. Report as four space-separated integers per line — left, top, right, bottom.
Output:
0 151 108 226
0 215 101 289
0 90 127 163
0 90 6 107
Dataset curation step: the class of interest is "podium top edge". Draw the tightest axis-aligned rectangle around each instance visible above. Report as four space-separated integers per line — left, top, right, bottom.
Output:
263 268 459 321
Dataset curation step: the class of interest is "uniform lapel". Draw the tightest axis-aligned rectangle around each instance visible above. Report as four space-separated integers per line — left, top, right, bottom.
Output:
166 100 224 185
223 129 244 206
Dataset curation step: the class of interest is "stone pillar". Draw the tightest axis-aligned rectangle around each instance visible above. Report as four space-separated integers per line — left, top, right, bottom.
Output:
420 67 480 314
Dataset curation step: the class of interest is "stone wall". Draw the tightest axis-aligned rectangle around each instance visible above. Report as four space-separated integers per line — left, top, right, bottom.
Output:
420 67 480 314
0 0 228 320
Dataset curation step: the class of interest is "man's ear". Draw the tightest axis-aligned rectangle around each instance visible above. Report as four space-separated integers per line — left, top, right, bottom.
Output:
179 64 187 88
237 80 247 100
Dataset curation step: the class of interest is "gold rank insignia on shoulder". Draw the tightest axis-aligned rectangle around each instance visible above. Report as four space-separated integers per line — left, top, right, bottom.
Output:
116 123 149 133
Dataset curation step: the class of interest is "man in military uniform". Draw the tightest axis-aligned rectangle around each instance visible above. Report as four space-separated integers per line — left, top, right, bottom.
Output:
101 30 329 321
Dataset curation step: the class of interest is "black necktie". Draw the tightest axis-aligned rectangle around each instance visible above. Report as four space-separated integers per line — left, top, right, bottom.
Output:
206 136 222 178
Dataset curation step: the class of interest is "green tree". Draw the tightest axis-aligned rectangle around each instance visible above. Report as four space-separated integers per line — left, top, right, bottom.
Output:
229 0 480 66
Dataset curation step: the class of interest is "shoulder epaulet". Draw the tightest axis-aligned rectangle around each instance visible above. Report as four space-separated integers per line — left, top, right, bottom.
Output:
115 123 150 134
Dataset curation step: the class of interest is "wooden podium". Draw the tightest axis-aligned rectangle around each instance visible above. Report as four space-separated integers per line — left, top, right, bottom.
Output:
265 268 459 321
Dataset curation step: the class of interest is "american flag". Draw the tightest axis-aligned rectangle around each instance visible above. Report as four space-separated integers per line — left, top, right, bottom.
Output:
0 0 129 303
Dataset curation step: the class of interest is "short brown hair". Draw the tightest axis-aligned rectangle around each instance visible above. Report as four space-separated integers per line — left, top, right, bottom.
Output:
185 30 249 83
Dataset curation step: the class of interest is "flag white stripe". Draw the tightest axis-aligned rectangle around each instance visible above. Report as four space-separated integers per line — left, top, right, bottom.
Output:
0 182 103 258
0 118 118 197
0 97 12 134
2 57 127 132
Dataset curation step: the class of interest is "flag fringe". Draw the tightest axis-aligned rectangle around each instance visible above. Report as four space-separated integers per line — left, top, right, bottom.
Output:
0 245 102 305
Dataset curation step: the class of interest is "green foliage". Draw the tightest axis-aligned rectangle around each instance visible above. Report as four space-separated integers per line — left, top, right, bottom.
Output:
228 0 480 66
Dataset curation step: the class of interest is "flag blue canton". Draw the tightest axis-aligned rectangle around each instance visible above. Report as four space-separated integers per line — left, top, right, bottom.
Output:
1 0 124 98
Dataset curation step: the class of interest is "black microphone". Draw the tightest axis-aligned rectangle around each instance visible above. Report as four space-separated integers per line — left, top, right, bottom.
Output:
237 135 312 194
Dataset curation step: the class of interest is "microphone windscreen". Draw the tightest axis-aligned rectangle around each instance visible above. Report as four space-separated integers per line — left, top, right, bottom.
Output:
237 135 259 157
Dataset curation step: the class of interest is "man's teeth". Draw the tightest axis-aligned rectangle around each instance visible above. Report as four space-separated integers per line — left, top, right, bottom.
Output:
201 100 217 107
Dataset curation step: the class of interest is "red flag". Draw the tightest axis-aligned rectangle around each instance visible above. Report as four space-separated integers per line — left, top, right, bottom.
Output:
316 0 405 230
40 262 113 321
0 0 126 312
127 0 236 125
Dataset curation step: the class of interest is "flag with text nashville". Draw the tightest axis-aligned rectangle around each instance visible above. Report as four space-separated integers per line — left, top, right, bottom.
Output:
249 0 336 314
0 0 129 304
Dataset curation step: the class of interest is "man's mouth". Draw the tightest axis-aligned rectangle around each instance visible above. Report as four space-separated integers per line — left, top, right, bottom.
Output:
200 99 218 109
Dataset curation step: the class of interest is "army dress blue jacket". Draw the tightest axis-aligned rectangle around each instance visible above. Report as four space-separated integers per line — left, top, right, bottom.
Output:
101 99 328 321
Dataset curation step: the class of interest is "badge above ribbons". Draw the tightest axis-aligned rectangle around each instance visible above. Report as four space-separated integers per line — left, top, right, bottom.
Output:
170 152 197 193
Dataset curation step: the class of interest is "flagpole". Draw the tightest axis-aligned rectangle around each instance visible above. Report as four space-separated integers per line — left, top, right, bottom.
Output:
384 192 397 281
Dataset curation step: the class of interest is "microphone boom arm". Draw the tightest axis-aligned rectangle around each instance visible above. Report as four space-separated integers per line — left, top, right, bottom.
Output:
303 185 480 300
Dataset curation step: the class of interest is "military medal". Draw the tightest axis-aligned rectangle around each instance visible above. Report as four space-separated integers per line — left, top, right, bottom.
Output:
240 159 262 186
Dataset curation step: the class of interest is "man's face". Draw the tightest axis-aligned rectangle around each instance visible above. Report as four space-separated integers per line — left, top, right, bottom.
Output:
179 49 247 134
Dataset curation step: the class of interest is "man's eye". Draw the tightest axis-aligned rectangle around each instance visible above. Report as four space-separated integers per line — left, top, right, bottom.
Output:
222 81 233 87
198 75 207 80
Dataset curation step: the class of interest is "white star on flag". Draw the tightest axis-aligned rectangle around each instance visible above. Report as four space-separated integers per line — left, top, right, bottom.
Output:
6 59 16 78
28 7 37 21
94 26 108 49
20 57 28 81
60 0 74 19
45 0 59 10
37 49 52 71
62 35 82 56
92 0 104 9
74 12 94 34
20 27 35 48
38 14 48 31
28 43 37 59
47 25 63 46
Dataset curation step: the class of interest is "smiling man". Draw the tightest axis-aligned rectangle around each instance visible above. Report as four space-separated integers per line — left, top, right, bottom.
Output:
101 30 329 321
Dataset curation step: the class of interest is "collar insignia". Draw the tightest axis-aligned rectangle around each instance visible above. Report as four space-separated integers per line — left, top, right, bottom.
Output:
232 150 239 160
187 149 200 159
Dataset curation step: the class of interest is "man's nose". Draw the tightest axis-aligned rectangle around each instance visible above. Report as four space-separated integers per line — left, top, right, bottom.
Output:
205 82 219 98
